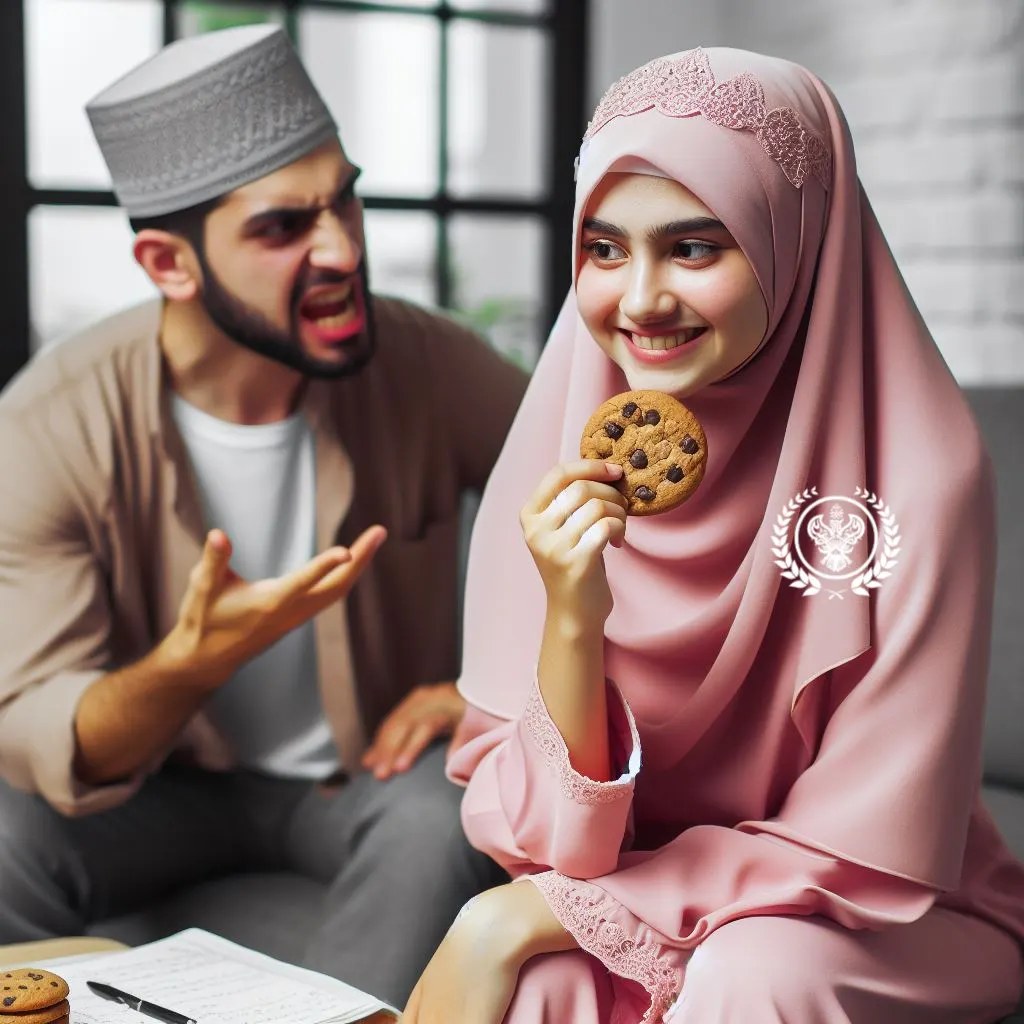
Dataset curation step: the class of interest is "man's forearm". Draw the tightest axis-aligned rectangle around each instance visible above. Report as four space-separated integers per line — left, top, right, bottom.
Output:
72 640 218 785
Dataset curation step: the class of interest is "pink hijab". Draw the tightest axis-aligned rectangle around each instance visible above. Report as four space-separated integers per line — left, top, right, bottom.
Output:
458 47 996 890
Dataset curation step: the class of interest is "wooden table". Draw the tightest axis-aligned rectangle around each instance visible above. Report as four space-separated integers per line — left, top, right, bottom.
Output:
0 938 397 1022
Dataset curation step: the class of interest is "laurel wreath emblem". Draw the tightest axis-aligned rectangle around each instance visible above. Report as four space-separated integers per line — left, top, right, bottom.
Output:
849 487 901 596
772 487 901 598
772 487 821 597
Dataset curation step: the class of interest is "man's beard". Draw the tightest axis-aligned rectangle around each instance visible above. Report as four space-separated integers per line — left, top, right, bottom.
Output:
194 249 377 380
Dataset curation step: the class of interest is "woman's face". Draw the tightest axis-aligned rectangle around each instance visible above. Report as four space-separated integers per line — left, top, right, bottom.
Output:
577 172 769 398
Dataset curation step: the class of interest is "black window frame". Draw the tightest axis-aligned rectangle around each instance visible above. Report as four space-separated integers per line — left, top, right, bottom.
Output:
0 0 588 387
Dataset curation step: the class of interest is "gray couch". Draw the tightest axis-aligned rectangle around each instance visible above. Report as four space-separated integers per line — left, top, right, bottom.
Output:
89 386 1024 1018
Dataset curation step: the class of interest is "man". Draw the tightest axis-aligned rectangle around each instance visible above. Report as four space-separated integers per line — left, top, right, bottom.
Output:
0 24 525 1006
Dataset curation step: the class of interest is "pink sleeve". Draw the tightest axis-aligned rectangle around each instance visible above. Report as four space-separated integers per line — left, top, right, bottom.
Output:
447 676 641 878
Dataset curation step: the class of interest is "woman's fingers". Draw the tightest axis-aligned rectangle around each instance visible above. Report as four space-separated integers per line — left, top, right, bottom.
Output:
522 460 623 519
577 514 626 556
560 496 627 550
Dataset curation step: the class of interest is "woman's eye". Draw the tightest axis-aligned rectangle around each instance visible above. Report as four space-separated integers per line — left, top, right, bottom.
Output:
674 240 717 261
585 240 626 261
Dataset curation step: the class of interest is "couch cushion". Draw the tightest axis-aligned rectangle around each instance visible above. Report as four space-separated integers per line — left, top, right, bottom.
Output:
964 388 1024 787
983 784 1024 864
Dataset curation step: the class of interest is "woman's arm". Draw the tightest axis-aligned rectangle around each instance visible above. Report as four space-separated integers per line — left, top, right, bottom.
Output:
521 459 628 781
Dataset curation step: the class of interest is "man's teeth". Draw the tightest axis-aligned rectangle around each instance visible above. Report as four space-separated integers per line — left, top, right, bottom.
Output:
312 311 351 328
630 329 703 351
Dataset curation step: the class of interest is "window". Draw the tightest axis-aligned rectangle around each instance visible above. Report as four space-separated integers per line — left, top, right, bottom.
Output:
0 0 588 385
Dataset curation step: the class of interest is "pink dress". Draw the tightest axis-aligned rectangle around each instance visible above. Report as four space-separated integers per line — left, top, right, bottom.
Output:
451 47 1024 1023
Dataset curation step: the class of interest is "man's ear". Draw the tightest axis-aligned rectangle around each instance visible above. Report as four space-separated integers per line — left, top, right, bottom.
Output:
133 229 201 302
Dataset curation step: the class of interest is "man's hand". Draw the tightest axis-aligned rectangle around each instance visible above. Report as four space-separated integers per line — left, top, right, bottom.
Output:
361 682 465 780
161 524 387 689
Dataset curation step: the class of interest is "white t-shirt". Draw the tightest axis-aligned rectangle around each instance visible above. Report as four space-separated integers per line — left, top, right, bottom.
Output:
171 395 340 779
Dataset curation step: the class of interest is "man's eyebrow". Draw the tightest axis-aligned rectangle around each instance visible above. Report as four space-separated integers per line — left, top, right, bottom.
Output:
242 166 362 228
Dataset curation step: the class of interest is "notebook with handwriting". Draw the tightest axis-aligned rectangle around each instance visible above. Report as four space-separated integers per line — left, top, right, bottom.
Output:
33 928 399 1024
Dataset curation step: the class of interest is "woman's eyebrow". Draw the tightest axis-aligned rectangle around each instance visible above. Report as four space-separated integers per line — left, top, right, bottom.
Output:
582 217 626 237
645 217 725 241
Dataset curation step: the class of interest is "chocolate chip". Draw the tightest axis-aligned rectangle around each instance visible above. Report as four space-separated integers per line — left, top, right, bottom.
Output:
635 485 656 501
629 449 648 469
680 434 699 454
644 409 660 425
666 465 684 482
3 997 15 1007
18 985 27 990
604 421 624 440
622 402 638 417
50 982 58 987
27 974 42 981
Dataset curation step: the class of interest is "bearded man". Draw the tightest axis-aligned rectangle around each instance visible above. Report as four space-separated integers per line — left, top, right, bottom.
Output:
0 24 525 1007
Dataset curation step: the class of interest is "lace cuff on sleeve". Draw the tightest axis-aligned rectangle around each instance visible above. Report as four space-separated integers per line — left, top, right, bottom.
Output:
521 870 685 1024
521 673 640 805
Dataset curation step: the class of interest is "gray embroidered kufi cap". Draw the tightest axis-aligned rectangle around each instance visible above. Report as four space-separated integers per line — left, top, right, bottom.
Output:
86 24 338 218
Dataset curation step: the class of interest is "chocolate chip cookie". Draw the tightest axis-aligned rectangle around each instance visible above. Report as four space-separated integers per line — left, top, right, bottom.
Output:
0 968 70 1024
579 390 707 515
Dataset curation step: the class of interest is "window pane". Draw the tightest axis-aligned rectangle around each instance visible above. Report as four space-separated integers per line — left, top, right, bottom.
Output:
26 0 163 189
29 207 157 353
346 0 437 6
363 210 437 308
448 23 549 199
177 2 286 37
299 12 440 198
450 0 548 12
449 214 545 369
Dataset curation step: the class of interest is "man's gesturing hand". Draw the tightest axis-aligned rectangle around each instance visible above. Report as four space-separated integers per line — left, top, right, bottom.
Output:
162 524 387 688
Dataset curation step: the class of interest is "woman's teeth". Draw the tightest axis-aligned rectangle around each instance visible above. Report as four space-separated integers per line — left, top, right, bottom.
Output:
629 329 704 351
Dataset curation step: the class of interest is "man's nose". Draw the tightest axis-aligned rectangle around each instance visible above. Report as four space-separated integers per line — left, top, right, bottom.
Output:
619 261 678 324
309 210 362 273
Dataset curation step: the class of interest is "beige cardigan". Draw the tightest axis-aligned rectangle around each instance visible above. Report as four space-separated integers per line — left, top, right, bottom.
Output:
0 296 527 815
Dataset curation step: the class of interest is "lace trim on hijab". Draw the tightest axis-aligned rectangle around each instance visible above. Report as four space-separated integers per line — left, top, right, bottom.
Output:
524 871 682 1024
522 678 635 806
583 47 831 190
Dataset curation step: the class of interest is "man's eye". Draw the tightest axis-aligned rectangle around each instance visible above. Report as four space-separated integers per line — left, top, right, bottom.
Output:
258 215 310 241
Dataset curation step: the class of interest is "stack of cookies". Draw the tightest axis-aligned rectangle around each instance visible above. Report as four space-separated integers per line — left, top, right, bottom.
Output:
0 969 70 1024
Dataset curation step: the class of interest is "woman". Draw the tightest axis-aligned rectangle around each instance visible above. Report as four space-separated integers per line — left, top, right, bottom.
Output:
402 47 1024 1023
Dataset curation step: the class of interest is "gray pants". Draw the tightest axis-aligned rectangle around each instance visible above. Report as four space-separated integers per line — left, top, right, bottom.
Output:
0 743 505 1007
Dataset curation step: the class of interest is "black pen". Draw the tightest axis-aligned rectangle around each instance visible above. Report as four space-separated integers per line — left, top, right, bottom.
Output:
86 980 198 1024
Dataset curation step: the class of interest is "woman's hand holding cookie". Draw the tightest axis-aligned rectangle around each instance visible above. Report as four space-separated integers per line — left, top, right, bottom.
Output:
520 460 627 628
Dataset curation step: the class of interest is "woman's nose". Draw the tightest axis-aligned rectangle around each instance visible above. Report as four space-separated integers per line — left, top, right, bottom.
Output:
619 262 678 324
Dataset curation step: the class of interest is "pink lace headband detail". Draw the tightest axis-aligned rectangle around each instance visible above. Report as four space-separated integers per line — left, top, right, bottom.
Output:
583 48 832 190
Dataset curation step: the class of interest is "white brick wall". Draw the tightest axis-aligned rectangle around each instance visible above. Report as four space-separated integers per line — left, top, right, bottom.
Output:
590 0 1024 383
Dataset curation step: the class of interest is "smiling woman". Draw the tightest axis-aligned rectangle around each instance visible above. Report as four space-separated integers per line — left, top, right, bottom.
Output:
427 44 1024 1024
577 172 768 397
